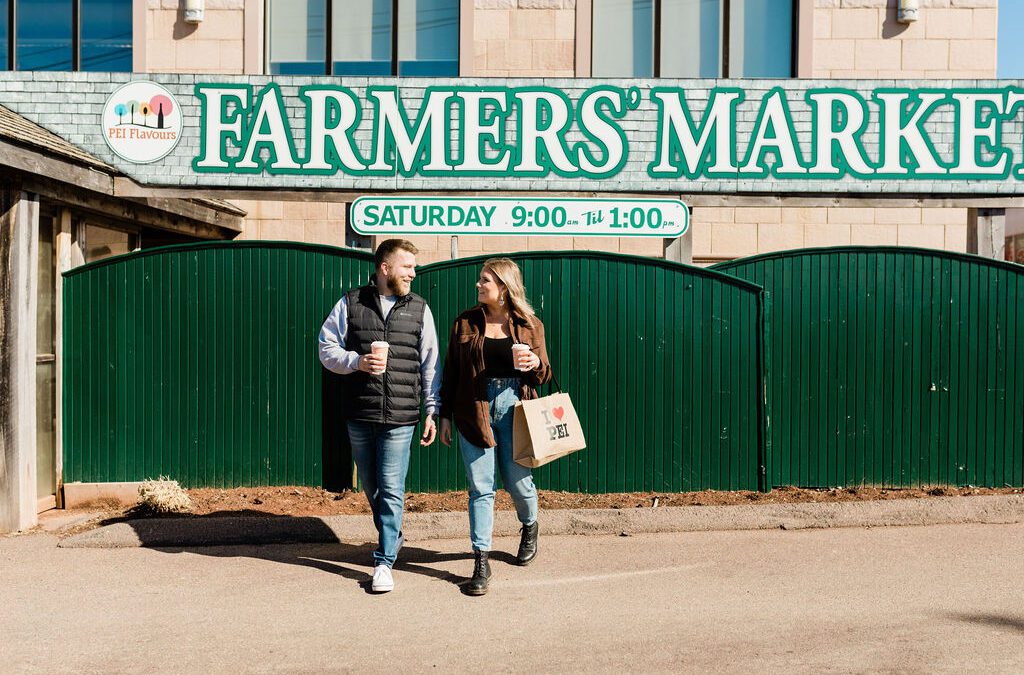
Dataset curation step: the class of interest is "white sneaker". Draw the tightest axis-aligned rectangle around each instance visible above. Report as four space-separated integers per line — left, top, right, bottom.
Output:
371 564 394 593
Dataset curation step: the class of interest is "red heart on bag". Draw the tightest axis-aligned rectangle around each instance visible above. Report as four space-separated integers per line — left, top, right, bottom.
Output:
552 406 565 420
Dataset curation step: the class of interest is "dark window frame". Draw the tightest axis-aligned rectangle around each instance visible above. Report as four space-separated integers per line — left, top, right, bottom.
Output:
602 0 799 78
268 0 460 77
6 0 132 72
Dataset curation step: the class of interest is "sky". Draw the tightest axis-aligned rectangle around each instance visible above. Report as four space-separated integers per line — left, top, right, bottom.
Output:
998 1 1024 77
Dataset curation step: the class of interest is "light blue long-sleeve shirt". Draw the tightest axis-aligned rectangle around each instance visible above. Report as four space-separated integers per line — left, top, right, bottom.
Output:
318 294 441 417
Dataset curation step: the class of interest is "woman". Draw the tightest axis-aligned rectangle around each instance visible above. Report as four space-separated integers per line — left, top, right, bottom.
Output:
439 258 552 596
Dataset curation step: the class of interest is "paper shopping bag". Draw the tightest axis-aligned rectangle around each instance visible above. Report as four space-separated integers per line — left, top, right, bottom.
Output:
512 391 586 468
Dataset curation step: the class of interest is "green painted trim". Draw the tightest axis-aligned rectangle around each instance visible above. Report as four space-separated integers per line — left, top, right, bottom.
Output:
62 241 375 277
712 245 1024 276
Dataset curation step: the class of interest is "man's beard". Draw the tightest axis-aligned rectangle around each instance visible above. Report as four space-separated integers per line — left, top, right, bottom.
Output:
386 273 411 296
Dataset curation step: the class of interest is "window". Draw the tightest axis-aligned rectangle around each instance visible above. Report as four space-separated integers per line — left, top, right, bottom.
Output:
1 0 132 71
268 0 459 76
592 0 794 78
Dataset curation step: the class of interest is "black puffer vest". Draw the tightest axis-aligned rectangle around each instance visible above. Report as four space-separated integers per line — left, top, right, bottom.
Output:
343 282 427 425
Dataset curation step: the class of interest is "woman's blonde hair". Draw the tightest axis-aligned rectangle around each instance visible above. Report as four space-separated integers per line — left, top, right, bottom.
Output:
483 258 536 320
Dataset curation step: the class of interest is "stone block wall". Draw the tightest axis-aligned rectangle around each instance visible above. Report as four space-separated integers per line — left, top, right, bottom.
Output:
144 0 248 74
229 199 347 247
134 2 995 260
812 0 998 79
227 197 665 265
473 0 577 76
691 205 968 261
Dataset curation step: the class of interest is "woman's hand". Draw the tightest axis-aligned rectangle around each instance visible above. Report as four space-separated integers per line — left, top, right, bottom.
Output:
439 418 453 446
518 349 541 371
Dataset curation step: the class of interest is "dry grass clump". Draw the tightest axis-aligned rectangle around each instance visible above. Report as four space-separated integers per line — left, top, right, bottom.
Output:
137 477 193 514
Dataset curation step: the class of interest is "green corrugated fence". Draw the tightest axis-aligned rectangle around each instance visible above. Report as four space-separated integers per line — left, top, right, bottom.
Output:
413 252 766 492
62 244 766 492
714 247 1024 489
63 242 374 488
63 242 1024 491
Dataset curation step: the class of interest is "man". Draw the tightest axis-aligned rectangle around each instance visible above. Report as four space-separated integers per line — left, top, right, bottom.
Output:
318 239 439 593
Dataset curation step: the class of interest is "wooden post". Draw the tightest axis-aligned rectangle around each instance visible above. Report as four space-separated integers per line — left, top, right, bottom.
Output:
664 230 693 264
967 207 1006 260
0 189 39 533
54 209 73 508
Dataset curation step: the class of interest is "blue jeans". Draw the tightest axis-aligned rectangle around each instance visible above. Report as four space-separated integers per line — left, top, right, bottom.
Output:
347 421 415 568
459 377 538 552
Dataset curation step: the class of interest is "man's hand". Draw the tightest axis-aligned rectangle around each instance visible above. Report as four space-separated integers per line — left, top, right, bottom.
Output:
439 418 452 447
421 415 437 446
357 353 386 374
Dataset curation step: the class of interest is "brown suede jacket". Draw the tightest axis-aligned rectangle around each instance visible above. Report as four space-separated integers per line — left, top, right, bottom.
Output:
439 305 552 449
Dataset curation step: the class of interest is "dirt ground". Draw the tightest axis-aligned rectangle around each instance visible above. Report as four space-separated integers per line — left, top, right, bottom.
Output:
69 484 1024 521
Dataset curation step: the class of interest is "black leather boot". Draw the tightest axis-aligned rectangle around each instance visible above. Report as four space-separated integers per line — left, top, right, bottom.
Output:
464 550 491 596
516 521 539 566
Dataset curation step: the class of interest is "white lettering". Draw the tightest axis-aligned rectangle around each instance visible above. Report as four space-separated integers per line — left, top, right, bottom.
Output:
368 89 454 173
513 91 577 173
649 89 741 176
876 91 947 175
302 88 367 172
807 91 873 176
951 92 1008 175
236 86 301 170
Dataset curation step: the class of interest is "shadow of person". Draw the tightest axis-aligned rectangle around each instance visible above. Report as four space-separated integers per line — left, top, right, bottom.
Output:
116 510 474 594
950 612 1024 635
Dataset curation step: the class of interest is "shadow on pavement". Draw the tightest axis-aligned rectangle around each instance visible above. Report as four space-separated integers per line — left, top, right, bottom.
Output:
951 612 1024 635
108 509 475 594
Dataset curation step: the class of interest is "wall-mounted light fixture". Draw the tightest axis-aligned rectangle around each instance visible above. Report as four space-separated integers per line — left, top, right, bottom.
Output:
184 0 205 24
897 0 920 24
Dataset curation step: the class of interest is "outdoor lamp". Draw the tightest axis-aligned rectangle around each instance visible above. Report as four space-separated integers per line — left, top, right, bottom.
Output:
184 0 204 23
897 0 919 23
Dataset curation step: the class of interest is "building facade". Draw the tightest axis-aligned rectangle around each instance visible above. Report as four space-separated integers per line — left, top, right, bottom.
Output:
1 0 1021 531
144 0 1005 263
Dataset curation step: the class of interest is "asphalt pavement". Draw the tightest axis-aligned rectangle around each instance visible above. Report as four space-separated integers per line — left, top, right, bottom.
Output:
2 522 1023 673
3 496 1024 673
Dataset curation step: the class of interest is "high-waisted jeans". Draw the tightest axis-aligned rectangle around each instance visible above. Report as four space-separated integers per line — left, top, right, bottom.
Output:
458 377 538 552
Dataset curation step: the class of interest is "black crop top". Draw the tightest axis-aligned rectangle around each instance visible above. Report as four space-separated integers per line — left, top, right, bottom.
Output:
483 336 518 378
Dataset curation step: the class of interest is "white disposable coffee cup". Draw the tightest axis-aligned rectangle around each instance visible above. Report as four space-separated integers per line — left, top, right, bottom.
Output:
512 343 532 371
370 341 389 374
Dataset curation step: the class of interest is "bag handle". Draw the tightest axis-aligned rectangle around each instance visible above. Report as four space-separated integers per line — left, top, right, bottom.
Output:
526 369 562 399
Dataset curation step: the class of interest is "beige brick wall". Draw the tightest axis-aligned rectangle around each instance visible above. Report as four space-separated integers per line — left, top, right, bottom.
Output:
812 0 998 78
226 200 669 264
473 0 576 76
145 0 247 73
380 231 663 265
169 1 982 261
230 200 347 247
692 205 969 261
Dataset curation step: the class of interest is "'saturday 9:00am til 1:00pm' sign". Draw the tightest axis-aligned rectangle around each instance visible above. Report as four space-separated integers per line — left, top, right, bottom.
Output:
350 198 689 237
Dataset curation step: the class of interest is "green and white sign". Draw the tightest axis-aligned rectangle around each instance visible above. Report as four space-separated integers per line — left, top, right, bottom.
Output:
4 73 1024 194
350 197 689 237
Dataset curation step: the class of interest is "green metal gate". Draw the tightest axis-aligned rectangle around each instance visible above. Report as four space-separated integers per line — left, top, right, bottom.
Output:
715 247 1024 488
63 244 766 492
413 252 766 492
63 242 374 487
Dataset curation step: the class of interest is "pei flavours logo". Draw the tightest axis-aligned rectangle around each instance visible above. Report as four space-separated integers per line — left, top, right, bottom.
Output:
101 81 182 164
